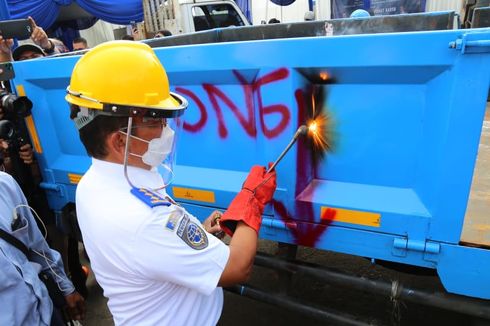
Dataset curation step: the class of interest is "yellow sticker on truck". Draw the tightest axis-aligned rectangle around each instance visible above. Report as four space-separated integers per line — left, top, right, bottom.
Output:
16 85 43 154
172 187 216 203
320 206 381 227
68 173 83 184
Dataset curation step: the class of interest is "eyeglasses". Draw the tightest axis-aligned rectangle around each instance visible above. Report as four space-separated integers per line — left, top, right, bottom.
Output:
120 118 167 131
141 117 167 127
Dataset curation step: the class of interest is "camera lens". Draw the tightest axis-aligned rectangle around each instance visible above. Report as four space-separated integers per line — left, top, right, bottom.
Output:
0 93 33 118
0 120 15 140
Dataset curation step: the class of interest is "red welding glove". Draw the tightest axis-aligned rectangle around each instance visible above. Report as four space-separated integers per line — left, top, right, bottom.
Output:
220 163 277 236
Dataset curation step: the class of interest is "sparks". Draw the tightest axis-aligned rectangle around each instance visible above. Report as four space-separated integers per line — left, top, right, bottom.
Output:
308 121 318 134
319 72 329 81
307 113 332 152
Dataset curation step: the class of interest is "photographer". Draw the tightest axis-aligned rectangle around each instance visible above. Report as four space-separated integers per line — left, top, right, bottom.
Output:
0 100 34 173
0 139 33 170
0 82 38 188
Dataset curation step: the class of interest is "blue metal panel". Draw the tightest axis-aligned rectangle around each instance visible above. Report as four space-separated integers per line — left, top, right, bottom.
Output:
9 27 490 299
438 244 490 300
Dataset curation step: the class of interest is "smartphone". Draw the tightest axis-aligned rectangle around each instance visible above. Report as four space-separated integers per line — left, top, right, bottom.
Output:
0 19 32 40
0 62 15 81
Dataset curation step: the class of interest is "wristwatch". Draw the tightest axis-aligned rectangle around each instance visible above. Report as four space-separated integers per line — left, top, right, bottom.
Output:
44 39 55 54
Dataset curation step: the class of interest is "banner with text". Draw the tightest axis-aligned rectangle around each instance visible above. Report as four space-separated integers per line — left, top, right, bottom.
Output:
332 0 426 19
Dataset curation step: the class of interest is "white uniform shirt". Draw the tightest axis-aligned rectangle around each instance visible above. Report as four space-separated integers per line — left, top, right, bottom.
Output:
76 159 230 326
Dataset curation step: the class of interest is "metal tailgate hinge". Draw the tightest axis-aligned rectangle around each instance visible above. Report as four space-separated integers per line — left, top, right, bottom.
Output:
392 237 440 262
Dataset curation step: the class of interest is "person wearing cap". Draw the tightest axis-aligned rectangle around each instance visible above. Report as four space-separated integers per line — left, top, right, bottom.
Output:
66 41 277 325
0 16 66 63
12 43 46 61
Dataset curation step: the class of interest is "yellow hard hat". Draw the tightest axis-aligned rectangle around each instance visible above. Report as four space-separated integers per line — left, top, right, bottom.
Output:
65 41 187 120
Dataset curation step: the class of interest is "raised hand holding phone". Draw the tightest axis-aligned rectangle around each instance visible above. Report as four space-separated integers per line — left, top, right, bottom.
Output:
0 19 32 40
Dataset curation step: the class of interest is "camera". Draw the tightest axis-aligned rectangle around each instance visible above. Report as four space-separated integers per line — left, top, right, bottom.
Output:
0 90 33 120
0 68 33 169
0 119 17 144
0 90 33 161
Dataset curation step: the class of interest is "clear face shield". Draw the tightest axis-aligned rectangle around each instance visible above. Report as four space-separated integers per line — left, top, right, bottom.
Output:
121 116 183 191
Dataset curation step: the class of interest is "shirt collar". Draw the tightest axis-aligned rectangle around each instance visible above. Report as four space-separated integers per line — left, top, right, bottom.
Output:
91 158 166 191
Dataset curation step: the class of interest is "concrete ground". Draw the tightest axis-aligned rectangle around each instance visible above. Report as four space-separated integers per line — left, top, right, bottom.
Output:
81 240 483 326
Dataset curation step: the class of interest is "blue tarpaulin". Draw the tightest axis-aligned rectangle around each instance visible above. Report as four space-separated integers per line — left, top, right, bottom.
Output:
0 0 11 20
234 0 251 22
5 0 143 29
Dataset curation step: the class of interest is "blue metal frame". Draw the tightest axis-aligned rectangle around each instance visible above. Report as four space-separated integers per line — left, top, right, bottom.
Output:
10 27 490 299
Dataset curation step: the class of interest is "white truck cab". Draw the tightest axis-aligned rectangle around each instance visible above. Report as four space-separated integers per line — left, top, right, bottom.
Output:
144 0 250 35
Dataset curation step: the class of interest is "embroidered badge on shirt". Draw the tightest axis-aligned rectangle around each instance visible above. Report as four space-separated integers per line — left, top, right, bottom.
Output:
177 215 189 236
176 214 208 250
131 187 171 208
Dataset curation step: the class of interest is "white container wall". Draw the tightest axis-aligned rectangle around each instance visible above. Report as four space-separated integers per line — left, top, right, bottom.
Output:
426 0 464 14
79 20 124 47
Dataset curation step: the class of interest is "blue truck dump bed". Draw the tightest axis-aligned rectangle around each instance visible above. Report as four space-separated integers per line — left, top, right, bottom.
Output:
9 12 490 299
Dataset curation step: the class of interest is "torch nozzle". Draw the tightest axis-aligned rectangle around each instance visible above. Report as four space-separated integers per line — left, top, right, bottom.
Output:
296 125 308 136
266 125 308 173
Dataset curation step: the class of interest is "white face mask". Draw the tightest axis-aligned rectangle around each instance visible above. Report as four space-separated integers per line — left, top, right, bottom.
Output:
126 125 175 168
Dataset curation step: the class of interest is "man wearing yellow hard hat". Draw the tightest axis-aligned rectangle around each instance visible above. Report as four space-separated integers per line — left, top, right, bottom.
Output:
66 41 277 325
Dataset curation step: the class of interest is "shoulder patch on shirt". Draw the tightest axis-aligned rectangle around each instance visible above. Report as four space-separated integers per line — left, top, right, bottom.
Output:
176 214 208 250
165 212 181 231
131 187 171 208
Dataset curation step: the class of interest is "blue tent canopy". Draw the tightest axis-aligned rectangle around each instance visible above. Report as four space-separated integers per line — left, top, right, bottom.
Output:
7 0 143 29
